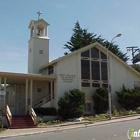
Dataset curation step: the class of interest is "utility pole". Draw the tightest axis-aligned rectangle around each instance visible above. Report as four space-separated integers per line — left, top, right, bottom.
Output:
126 46 139 64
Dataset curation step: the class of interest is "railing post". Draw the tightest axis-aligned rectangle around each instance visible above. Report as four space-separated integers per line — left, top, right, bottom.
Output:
5 105 12 125
29 107 37 125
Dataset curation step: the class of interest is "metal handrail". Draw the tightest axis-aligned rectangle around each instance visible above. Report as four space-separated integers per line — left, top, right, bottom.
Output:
29 107 37 125
5 105 12 125
33 94 51 108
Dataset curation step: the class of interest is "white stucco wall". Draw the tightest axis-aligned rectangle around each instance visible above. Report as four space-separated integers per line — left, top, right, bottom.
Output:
53 53 81 109
110 54 140 109
28 37 49 74
32 81 49 104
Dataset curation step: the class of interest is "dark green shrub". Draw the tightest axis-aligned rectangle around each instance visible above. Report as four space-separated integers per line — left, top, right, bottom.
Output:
116 85 140 110
112 106 119 117
58 89 85 120
34 107 57 116
119 108 127 116
46 120 61 125
0 121 3 128
93 87 108 114
36 116 43 124
135 107 140 114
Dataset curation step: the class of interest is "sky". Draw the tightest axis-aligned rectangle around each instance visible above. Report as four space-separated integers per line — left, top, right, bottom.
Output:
0 0 140 73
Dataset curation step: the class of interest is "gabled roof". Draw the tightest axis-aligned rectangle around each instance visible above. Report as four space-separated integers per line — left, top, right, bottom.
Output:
40 42 140 77
28 18 50 29
41 42 99 69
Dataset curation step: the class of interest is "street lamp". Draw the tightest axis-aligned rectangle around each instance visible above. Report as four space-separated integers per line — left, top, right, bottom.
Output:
107 33 122 120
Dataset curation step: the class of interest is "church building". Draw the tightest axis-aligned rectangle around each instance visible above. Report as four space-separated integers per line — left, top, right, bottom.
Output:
1 13 140 128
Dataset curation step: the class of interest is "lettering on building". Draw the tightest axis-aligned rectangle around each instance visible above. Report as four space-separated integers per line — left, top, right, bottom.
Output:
59 74 76 83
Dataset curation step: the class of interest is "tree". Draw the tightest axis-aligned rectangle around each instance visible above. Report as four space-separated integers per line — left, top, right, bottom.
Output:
92 87 108 114
58 89 85 120
64 21 129 62
131 64 140 73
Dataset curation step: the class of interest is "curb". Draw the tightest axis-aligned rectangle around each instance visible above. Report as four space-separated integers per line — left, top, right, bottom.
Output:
0 115 140 139
38 114 140 128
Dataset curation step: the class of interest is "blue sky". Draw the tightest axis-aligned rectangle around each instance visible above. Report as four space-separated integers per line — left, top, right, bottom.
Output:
0 0 140 73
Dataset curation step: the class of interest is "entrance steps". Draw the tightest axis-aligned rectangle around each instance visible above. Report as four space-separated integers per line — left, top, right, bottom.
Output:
9 115 37 129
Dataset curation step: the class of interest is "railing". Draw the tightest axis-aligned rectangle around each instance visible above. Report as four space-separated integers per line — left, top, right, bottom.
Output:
5 105 12 125
33 94 51 108
29 107 37 125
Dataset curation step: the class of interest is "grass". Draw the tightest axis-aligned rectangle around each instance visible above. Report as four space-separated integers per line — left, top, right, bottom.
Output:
37 119 64 126
83 113 108 121
0 128 6 133
37 107 140 126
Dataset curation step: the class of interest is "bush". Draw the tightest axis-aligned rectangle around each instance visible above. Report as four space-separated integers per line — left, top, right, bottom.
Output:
93 87 108 114
36 116 43 124
116 85 140 110
112 106 119 117
46 120 61 125
119 108 127 116
58 89 85 120
34 107 57 116
0 121 3 128
135 107 140 114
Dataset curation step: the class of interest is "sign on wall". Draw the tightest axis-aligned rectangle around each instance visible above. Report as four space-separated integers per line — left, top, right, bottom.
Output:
0 91 6 95
60 74 76 83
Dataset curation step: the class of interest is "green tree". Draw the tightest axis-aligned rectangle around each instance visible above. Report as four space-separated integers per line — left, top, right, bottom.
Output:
131 64 140 73
64 21 128 62
93 87 108 114
58 89 85 120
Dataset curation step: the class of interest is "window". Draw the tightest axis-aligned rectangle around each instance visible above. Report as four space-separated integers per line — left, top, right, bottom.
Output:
81 60 90 79
102 84 108 88
92 83 100 88
134 81 140 87
48 81 55 99
91 61 100 80
87 103 92 112
91 48 99 59
52 81 55 99
39 50 43 54
48 66 53 75
101 52 107 59
101 62 108 80
37 88 41 92
82 82 90 87
85 103 92 112
81 48 109 88
39 69 42 74
81 50 90 57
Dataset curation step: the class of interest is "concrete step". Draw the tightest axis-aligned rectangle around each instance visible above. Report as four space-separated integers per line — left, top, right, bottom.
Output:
9 115 37 129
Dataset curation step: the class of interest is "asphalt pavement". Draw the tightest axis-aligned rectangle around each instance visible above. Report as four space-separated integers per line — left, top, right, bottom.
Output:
0 115 140 139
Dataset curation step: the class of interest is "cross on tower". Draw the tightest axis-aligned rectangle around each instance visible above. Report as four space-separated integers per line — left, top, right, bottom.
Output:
37 10 42 20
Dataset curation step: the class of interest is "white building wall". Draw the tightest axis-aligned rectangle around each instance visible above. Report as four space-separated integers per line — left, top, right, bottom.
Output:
110 55 140 109
28 37 49 74
6 85 15 114
54 53 81 109
32 82 48 104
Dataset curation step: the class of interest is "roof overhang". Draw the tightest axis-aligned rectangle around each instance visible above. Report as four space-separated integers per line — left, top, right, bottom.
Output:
28 19 50 29
0 71 56 84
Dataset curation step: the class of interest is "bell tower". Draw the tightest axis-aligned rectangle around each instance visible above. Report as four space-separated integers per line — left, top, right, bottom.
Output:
28 11 50 73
